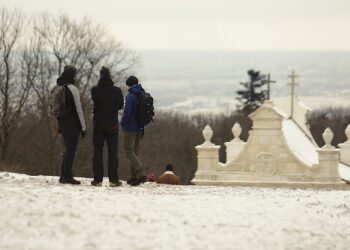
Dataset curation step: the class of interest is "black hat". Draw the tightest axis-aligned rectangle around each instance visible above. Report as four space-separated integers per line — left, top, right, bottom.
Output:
126 76 138 87
62 65 77 78
165 164 174 172
100 66 111 78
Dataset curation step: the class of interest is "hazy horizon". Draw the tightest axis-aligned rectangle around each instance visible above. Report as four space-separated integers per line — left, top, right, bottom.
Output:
134 50 350 113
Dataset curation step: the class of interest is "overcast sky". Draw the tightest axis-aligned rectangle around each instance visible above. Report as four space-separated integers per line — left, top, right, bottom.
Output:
1 0 349 50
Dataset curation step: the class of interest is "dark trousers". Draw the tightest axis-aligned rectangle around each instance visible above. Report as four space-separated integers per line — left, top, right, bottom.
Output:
59 114 80 178
93 127 119 182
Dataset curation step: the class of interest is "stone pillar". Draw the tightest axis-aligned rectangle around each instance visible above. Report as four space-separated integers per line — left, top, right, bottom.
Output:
224 123 246 163
316 127 341 180
195 125 220 174
338 124 350 166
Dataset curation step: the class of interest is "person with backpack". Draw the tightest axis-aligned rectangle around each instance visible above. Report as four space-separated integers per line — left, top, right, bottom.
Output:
121 76 154 186
90 67 124 187
52 65 86 185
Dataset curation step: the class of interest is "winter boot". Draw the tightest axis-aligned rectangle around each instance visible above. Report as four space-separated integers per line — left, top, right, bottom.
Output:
109 181 122 187
91 180 103 187
138 175 147 184
59 177 81 185
127 177 140 186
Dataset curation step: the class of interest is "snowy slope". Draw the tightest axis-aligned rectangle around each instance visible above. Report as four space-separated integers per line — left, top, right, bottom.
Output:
1 172 350 250
282 119 318 166
282 119 350 181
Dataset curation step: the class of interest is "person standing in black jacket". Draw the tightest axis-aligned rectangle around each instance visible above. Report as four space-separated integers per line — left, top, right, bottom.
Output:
91 67 124 187
57 65 86 185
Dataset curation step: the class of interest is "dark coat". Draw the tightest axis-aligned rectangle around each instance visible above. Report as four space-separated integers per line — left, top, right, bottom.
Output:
57 79 86 132
121 84 144 133
91 77 124 131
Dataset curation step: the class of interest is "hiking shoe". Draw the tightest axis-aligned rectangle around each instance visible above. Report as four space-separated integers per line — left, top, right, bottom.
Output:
109 181 122 187
91 180 103 187
59 177 81 185
138 175 147 184
127 177 140 186
127 178 136 185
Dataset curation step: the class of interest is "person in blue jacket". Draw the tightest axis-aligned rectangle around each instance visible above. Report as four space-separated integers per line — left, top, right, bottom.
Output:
121 76 147 186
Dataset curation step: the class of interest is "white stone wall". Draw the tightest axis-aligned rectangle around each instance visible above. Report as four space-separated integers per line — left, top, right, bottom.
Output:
193 100 344 187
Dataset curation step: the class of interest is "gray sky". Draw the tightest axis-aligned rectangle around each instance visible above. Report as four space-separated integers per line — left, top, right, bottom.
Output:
1 0 349 50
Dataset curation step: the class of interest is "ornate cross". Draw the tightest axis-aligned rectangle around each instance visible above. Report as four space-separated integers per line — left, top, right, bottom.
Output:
266 73 276 100
287 70 299 119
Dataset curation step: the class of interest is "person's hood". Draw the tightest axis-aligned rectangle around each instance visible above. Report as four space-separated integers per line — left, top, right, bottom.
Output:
57 65 76 86
128 84 144 94
98 75 114 87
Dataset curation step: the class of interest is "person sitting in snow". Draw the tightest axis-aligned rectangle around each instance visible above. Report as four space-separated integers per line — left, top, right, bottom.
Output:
157 164 181 185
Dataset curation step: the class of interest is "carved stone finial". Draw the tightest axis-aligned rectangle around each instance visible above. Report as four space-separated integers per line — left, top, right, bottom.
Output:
202 125 214 146
232 123 242 142
322 127 334 149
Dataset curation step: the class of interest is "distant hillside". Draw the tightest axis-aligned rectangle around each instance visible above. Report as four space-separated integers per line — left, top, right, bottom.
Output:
136 50 350 112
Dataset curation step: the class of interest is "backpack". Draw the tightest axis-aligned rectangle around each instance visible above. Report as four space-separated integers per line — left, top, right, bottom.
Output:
134 92 154 127
49 84 69 118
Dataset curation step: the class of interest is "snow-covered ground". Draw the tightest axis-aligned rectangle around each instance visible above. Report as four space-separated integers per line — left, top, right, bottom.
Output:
1 172 350 250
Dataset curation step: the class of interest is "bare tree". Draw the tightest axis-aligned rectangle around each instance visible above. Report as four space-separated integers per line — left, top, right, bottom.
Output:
0 7 137 175
35 14 137 96
0 8 32 161
23 19 63 174
21 12 137 174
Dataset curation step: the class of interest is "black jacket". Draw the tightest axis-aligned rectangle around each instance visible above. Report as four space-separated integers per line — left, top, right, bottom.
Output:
91 77 124 131
57 79 86 132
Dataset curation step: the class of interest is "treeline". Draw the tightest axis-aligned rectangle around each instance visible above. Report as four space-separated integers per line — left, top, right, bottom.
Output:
306 106 350 147
0 110 252 184
2 107 349 184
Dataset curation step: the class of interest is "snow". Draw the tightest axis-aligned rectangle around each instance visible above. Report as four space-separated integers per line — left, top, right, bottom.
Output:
340 163 350 181
282 119 350 180
1 172 350 250
282 119 318 166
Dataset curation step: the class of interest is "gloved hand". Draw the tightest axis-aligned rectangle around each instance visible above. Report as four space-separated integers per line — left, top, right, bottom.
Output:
81 130 87 139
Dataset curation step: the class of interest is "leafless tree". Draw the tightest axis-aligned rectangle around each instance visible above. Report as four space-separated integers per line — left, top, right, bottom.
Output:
35 14 137 98
0 7 137 175
11 12 137 175
0 8 32 161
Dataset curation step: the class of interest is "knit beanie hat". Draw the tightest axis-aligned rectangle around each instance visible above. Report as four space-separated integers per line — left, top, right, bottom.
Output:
126 76 138 86
100 66 111 78
165 164 174 172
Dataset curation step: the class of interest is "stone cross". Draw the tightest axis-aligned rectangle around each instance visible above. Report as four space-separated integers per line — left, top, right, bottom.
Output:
287 70 299 119
266 73 276 100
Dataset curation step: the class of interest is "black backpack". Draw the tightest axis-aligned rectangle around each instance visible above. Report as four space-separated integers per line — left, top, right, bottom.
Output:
134 92 154 127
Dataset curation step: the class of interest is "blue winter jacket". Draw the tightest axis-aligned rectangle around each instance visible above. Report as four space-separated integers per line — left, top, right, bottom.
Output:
121 84 145 133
